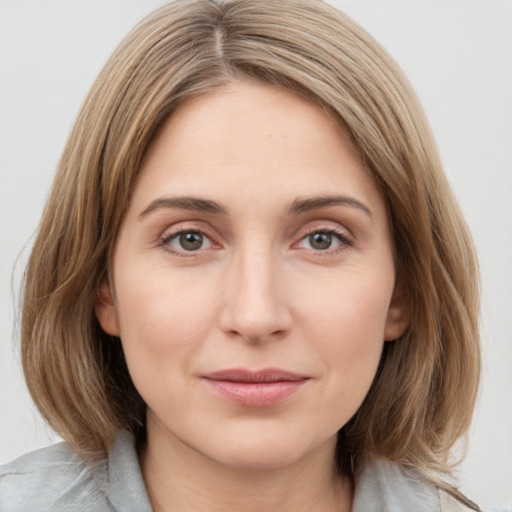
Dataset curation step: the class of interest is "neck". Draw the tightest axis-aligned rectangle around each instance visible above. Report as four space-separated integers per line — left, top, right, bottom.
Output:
140 420 353 512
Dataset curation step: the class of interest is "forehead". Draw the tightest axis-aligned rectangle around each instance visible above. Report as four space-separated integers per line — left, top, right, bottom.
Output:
131 80 385 218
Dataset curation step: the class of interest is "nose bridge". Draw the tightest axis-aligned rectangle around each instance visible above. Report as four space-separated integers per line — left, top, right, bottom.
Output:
220 238 291 342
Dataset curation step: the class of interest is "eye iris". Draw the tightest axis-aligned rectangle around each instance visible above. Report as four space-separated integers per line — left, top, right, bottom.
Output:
179 232 203 251
309 232 332 250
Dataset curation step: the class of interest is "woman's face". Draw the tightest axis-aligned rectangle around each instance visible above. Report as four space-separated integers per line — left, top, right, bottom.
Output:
96 80 408 470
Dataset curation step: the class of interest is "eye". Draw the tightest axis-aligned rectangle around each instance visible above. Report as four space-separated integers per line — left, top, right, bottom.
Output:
162 230 213 254
297 229 350 251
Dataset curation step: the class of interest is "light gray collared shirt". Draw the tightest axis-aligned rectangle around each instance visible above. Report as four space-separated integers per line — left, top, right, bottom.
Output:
0 430 477 511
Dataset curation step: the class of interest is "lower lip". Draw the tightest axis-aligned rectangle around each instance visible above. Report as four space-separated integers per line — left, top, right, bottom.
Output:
203 379 308 407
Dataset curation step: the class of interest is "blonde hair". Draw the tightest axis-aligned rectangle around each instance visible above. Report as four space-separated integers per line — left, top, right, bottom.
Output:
21 0 479 500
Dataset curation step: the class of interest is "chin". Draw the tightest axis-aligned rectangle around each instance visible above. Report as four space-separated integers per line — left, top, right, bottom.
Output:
210 445 306 471
199 426 334 472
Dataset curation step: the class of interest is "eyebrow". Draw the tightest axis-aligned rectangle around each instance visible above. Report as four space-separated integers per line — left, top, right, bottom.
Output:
138 194 373 220
138 197 228 218
287 195 374 219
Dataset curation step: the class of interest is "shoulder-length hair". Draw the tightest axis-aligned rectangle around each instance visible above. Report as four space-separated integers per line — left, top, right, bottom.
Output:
21 0 479 495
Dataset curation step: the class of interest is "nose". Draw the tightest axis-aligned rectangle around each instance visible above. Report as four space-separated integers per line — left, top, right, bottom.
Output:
218 245 293 344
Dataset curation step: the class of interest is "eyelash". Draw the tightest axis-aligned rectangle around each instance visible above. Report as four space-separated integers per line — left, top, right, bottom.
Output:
159 229 216 257
297 226 353 254
159 226 353 257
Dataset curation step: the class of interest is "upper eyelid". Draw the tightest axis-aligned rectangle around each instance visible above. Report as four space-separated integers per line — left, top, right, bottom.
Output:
295 228 353 248
300 225 350 237
294 221 353 241
159 221 217 240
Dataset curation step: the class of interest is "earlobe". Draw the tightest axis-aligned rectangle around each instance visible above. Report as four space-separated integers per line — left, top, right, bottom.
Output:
94 280 121 336
384 279 411 341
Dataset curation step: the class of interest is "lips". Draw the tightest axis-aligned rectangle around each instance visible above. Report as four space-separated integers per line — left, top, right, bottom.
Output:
202 368 310 407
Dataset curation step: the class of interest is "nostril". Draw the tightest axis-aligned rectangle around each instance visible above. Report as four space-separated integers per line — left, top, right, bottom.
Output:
227 328 289 345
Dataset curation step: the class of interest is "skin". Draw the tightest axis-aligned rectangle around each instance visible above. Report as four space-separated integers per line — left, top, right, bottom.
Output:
96 80 409 512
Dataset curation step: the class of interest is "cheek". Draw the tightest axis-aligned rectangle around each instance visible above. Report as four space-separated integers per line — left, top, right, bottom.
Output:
297 267 393 341
113 265 219 382
296 270 392 400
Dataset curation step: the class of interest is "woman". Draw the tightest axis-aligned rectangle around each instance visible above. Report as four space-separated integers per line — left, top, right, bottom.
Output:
0 0 481 510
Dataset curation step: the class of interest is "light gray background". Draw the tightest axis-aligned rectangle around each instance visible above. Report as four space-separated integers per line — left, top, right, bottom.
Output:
1 1 511 510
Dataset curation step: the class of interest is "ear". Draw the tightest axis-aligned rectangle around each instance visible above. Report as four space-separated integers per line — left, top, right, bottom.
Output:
384 278 411 341
94 279 121 336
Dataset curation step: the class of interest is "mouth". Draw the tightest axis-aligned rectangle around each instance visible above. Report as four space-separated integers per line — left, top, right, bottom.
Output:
201 368 310 407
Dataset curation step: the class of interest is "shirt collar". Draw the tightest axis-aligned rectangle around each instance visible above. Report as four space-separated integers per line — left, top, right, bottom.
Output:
106 430 153 512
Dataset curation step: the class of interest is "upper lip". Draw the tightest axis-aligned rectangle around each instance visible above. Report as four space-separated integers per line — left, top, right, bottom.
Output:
202 368 310 383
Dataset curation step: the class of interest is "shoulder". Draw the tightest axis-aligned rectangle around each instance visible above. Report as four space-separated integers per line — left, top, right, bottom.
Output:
353 458 480 512
0 441 110 512
0 430 152 512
